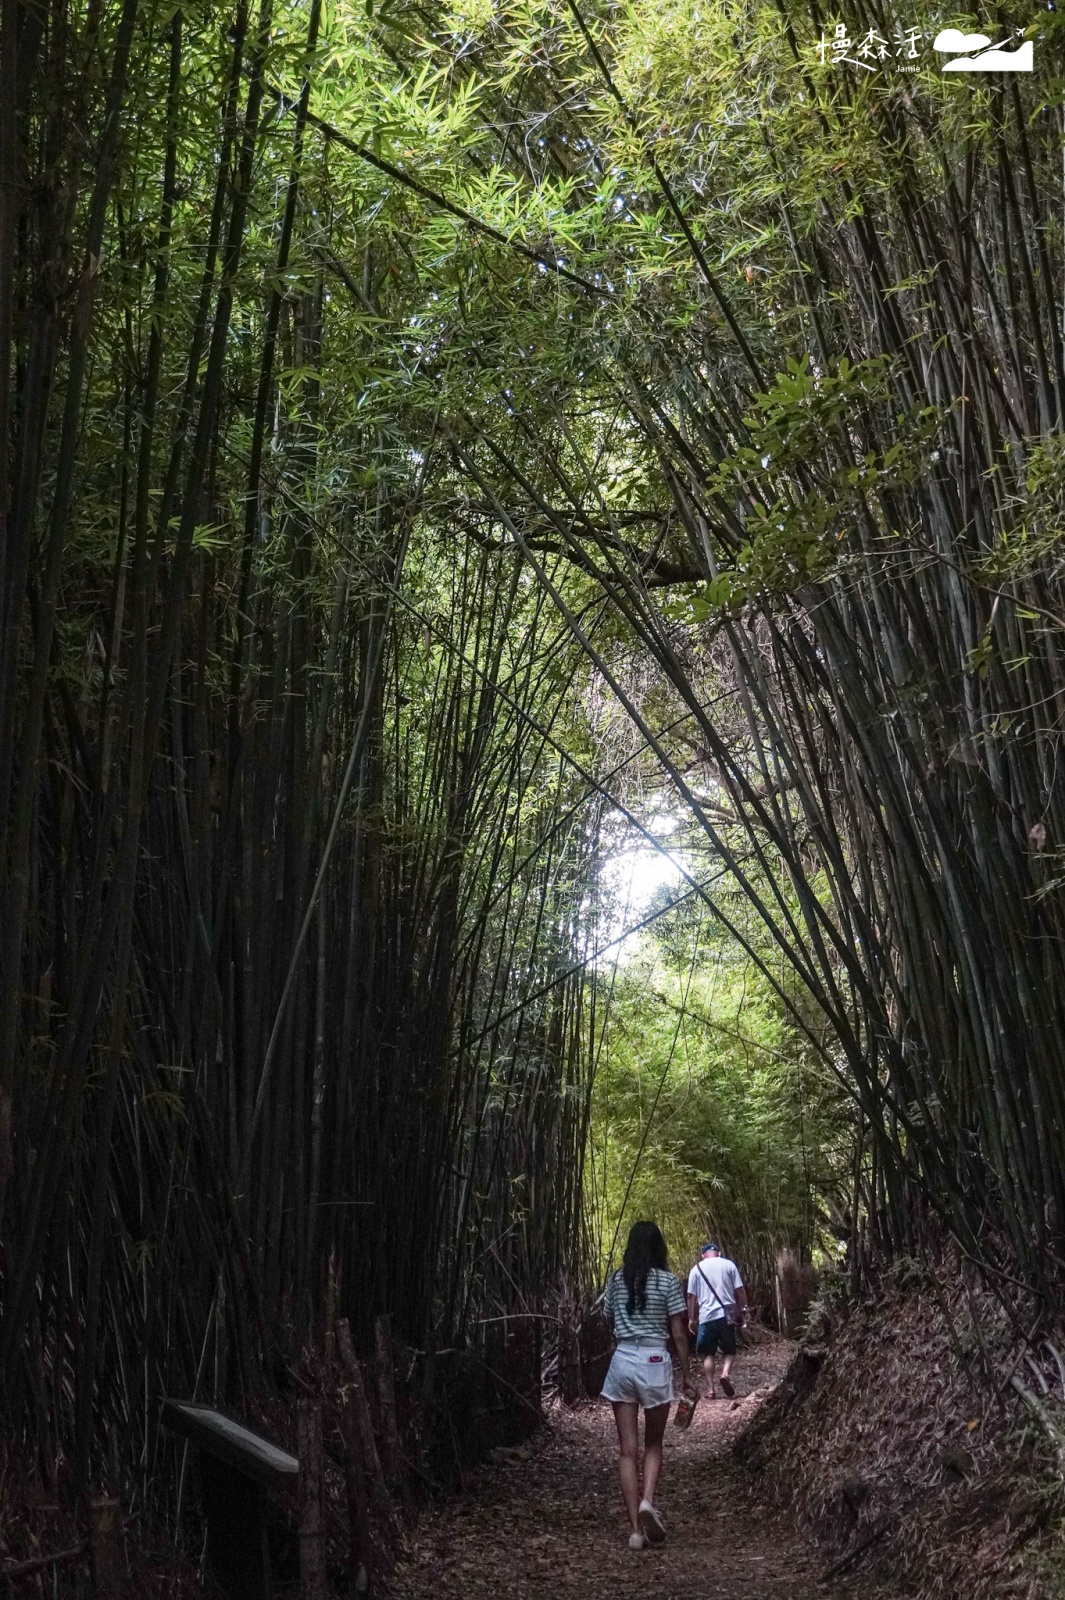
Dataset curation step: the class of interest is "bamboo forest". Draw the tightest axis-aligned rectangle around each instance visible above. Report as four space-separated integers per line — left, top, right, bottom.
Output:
0 0 1063 1592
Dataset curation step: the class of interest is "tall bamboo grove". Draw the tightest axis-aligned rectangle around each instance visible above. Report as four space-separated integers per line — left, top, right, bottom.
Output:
0 0 602 1500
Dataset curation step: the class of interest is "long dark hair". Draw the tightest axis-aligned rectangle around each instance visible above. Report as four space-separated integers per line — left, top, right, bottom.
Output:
620 1220 668 1314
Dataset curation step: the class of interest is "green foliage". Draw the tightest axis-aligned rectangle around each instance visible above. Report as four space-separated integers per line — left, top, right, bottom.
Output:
7 0 1065 1517
587 893 851 1297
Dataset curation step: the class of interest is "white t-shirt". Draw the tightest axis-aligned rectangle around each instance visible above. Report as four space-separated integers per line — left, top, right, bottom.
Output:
687 1255 744 1321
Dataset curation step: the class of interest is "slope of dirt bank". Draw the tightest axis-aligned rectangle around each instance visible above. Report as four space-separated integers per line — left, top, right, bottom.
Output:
736 1269 1065 1598
391 1335 852 1600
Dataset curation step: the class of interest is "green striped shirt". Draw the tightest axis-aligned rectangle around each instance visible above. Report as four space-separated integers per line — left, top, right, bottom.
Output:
604 1266 686 1342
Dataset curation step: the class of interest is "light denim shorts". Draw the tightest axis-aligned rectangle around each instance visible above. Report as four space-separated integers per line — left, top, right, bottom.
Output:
600 1343 675 1408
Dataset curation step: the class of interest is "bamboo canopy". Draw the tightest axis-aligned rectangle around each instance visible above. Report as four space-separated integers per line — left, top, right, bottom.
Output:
0 0 1061 1506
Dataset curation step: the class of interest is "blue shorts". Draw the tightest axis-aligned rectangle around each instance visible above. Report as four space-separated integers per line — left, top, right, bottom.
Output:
696 1317 737 1357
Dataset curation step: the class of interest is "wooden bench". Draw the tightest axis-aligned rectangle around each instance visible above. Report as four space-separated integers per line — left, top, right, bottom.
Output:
162 1401 299 1600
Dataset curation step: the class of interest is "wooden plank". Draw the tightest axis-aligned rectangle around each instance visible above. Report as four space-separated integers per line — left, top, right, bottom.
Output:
162 1401 298 1484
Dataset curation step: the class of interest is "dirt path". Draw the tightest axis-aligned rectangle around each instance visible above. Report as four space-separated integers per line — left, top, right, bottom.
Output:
392 1337 846 1600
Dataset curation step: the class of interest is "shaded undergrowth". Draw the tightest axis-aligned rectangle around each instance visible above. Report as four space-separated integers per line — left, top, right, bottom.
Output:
736 1258 1065 1597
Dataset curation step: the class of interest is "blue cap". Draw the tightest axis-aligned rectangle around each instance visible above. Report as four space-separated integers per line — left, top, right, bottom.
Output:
701 1242 719 1254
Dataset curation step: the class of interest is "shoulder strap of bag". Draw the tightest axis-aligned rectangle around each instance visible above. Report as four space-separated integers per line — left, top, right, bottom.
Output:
696 1262 728 1316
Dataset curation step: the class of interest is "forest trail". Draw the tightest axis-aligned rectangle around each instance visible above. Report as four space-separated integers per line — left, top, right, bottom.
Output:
393 1337 850 1600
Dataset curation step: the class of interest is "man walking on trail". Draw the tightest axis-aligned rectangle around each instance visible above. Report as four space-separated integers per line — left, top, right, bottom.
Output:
687 1242 747 1399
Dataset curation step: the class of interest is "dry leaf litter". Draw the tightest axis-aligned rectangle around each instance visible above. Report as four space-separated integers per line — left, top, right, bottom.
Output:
391 1334 858 1600
738 1263 1065 1598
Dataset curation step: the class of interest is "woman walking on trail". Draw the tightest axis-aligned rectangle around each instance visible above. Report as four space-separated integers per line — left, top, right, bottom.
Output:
600 1220 696 1551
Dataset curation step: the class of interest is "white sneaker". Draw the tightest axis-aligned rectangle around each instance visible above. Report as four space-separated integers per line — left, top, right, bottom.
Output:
638 1499 666 1544
628 1531 648 1551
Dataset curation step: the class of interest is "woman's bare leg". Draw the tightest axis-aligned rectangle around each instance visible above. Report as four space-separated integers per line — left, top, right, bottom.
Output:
611 1401 642 1531
641 1403 670 1507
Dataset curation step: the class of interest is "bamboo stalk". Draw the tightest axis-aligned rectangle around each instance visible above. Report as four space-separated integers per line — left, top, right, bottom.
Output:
337 1319 388 1506
298 1401 328 1600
